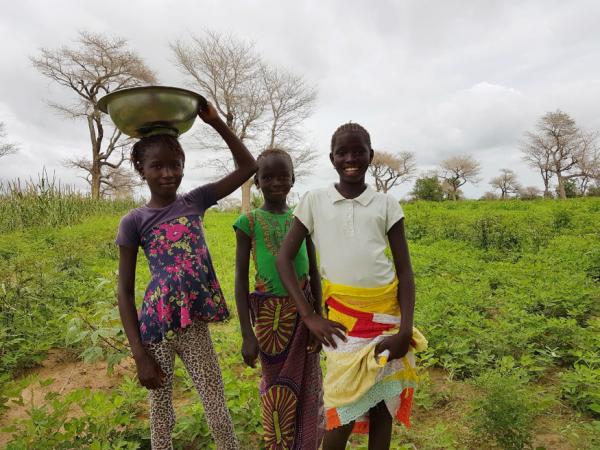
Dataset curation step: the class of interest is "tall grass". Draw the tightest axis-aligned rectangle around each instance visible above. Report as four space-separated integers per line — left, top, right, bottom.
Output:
0 171 137 233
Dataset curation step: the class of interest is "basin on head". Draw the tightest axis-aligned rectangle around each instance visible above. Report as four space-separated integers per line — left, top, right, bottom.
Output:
98 86 207 138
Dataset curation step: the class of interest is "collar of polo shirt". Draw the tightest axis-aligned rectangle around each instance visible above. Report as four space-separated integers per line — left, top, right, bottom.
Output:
328 183 376 206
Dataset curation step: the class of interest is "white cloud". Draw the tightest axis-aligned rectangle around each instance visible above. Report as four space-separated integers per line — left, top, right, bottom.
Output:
1 0 600 198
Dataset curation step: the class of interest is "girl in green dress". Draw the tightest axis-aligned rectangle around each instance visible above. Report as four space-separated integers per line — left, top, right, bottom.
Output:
233 148 323 449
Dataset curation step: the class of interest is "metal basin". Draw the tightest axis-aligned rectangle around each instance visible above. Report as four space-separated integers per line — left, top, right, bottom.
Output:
98 86 207 138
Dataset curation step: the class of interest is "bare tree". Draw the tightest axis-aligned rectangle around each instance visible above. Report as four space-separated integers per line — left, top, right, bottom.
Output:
102 166 144 199
261 64 318 181
368 151 416 193
66 157 142 199
574 132 600 195
480 191 499 200
172 32 264 213
172 31 317 212
172 32 263 139
288 144 319 180
489 168 520 199
521 133 553 198
441 179 463 200
216 196 242 212
522 110 599 199
586 180 600 197
261 64 316 147
31 32 156 198
517 185 542 200
0 122 18 159
439 155 481 200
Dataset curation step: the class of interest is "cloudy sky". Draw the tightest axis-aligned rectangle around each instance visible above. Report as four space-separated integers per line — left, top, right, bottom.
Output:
1 0 599 199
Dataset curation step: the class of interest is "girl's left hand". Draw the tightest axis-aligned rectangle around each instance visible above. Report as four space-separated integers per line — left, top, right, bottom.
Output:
241 334 259 368
375 331 411 361
306 332 322 354
198 101 221 124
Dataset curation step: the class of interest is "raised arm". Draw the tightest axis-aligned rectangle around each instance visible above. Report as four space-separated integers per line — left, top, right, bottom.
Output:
234 228 259 368
277 218 346 348
198 103 257 201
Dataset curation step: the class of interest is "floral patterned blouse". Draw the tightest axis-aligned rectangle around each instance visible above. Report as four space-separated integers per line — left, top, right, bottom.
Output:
116 185 228 344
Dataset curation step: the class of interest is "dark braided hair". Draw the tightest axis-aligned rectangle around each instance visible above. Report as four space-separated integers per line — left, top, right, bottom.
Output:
254 148 294 184
330 122 372 151
130 135 185 175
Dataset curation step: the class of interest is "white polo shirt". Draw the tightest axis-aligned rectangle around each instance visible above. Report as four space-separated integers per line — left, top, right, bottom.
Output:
294 184 404 288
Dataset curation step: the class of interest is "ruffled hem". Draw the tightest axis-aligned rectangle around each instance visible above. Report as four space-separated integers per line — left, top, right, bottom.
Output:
325 380 416 432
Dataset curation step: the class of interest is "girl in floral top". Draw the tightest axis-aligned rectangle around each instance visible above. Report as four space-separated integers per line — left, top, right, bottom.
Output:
116 102 256 450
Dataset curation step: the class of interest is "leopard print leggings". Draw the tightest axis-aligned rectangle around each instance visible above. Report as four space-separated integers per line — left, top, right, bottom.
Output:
146 320 239 450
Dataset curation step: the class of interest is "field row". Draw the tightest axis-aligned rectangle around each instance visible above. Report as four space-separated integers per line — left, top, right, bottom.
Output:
0 199 598 449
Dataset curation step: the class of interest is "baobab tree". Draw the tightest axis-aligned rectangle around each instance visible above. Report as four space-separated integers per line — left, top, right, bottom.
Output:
260 64 318 180
66 158 143 199
439 154 481 200
522 110 599 199
0 122 18 159
31 32 155 198
171 31 317 212
489 168 520 199
518 186 542 200
368 151 416 193
573 132 600 195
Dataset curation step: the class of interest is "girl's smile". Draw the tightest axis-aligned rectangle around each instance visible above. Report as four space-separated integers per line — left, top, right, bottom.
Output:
256 154 294 208
342 167 361 175
140 145 185 205
330 131 373 184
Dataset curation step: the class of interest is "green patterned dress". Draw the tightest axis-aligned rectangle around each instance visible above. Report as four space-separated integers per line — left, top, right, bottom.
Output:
234 208 323 449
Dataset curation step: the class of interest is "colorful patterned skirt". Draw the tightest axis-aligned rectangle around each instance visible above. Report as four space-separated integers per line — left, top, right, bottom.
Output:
322 279 427 434
249 285 323 449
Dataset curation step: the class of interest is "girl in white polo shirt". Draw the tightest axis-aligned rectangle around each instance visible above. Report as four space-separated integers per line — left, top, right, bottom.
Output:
277 122 426 450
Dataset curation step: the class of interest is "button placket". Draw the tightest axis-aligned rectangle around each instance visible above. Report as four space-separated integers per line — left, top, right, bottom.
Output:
344 201 354 237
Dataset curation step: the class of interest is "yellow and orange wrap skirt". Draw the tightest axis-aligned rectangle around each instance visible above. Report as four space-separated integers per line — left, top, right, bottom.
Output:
322 279 427 434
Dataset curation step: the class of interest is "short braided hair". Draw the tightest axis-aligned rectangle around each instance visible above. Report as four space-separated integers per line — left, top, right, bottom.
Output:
256 148 294 174
130 135 185 175
254 148 294 185
330 122 372 151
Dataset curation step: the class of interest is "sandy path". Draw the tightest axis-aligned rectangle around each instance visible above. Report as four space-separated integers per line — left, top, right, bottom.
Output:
0 349 135 447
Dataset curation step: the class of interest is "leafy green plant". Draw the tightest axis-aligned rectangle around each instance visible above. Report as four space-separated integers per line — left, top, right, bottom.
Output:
63 281 130 373
3 379 148 449
470 367 540 450
2 196 600 447
414 372 449 411
560 352 600 417
551 208 572 231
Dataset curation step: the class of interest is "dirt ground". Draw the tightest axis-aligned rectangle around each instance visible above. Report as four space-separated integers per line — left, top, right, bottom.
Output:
0 353 589 449
0 350 135 447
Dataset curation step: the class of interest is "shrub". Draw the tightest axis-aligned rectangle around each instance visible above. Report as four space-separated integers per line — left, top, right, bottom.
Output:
3 379 148 449
559 323 600 418
560 361 600 417
470 368 539 450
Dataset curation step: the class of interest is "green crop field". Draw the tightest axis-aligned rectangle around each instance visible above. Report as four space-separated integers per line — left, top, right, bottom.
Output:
0 196 598 449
